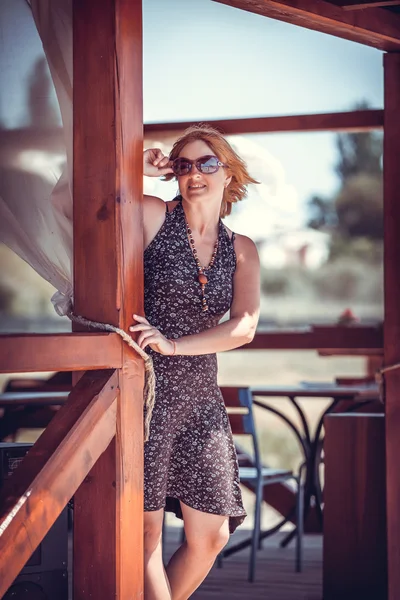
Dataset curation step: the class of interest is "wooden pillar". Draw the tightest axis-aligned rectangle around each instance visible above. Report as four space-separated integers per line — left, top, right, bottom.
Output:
73 1 144 598
383 52 400 600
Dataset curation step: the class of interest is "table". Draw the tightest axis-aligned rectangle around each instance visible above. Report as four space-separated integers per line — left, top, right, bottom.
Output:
248 382 381 544
0 391 69 441
0 391 70 406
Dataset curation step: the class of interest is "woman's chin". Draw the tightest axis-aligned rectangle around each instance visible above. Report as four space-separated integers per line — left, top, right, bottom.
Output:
186 187 208 197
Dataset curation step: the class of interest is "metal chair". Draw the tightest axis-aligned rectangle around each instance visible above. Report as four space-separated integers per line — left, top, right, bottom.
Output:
219 386 304 582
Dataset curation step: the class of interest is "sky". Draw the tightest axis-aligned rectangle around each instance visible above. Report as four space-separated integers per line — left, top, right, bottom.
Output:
0 0 384 236
142 0 384 227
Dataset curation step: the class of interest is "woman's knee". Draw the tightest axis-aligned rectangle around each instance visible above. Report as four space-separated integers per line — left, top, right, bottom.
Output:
186 525 230 558
144 510 164 556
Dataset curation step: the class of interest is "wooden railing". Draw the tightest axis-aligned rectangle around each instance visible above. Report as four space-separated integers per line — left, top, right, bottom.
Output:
0 324 384 376
0 370 118 596
0 333 122 372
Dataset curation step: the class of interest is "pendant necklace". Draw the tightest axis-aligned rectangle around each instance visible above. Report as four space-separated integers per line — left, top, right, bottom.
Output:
184 215 219 312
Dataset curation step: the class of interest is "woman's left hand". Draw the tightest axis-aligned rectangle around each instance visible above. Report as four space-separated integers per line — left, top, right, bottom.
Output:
129 314 174 355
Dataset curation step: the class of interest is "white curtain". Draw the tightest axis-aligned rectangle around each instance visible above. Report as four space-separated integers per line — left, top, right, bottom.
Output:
0 0 73 316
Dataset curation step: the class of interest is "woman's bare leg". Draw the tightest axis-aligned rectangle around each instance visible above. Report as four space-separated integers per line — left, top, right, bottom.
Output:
144 509 172 600
166 501 230 600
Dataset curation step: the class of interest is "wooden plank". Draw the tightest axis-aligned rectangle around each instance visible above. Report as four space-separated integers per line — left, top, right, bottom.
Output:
383 52 400 600
70 526 322 600
73 0 144 598
0 369 117 597
144 109 383 139
0 326 383 376
323 414 387 599
72 0 121 592
244 325 383 351
115 0 144 597
73 3 118 328
213 0 400 51
0 333 122 373
164 530 323 598
317 348 383 356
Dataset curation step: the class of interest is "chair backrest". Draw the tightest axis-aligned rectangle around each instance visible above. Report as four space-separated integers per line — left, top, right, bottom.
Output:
220 387 261 469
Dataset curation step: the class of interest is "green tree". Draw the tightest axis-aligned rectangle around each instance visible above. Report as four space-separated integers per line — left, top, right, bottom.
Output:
308 194 337 230
307 101 383 249
335 101 382 182
335 174 383 239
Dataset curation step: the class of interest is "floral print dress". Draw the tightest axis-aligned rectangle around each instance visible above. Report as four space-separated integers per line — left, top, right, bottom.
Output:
143 200 246 533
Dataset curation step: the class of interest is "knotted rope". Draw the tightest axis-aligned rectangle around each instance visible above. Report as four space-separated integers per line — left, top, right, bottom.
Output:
67 310 155 442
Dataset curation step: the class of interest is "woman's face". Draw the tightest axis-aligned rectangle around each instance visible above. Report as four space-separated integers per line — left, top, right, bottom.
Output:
177 139 231 205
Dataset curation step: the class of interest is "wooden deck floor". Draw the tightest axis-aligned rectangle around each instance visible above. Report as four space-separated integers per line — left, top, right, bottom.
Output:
68 527 322 599
164 528 323 600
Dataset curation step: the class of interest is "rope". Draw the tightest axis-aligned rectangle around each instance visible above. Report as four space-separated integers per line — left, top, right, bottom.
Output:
378 362 400 377
375 362 400 403
67 310 155 442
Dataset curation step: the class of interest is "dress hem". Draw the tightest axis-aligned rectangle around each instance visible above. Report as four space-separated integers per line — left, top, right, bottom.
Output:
145 495 247 534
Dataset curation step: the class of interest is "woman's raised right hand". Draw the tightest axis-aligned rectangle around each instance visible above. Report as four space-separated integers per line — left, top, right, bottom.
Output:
144 148 174 177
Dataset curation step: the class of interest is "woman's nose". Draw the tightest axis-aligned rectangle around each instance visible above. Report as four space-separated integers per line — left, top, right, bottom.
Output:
190 163 201 175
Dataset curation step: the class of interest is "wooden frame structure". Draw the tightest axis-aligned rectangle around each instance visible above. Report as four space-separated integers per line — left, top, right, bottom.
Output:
144 108 384 138
1 1 145 597
0 0 399 598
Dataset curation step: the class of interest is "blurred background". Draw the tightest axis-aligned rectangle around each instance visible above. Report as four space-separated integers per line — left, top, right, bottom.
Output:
0 0 383 528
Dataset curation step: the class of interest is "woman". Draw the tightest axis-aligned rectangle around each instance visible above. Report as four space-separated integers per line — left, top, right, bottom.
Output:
130 124 260 600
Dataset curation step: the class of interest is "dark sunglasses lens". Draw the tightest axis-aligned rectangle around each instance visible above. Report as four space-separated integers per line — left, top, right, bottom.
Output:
173 159 191 176
198 156 219 174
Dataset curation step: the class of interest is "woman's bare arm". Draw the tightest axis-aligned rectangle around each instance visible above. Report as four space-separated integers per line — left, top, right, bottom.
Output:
143 194 166 249
142 147 174 248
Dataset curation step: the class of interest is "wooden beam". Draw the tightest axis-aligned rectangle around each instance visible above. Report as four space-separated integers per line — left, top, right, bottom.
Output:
245 325 383 351
383 52 400 600
213 0 400 51
73 1 144 598
0 370 117 597
0 333 122 373
115 1 144 596
0 326 383 376
144 109 383 140
335 0 400 10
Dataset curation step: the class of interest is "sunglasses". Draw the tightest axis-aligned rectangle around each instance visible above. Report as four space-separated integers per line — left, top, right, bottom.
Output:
171 155 226 176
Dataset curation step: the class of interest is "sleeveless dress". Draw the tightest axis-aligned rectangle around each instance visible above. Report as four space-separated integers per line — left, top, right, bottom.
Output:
143 200 246 534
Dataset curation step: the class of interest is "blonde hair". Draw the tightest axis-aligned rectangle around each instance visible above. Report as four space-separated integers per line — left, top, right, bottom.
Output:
164 124 259 218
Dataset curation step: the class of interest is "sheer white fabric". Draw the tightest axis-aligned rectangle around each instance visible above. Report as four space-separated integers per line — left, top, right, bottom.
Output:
0 0 73 316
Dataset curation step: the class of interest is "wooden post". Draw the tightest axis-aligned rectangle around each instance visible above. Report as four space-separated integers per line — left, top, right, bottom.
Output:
323 413 387 600
73 1 144 598
383 51 400 600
